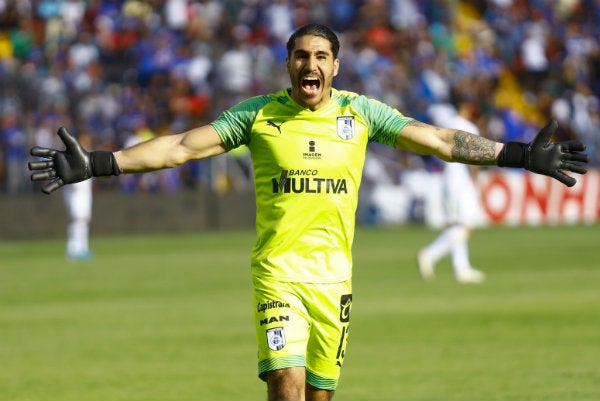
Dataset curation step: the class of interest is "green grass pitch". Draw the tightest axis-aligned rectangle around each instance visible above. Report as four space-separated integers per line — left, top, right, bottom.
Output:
1 224 599 401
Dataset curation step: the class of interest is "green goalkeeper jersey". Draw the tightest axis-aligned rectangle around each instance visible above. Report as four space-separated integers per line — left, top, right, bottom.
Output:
211 88 412 283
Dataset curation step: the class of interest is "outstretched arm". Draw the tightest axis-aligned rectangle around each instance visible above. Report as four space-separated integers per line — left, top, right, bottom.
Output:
114 125 226 173
395 119 501 164
395 119 588 187
29 124 226 194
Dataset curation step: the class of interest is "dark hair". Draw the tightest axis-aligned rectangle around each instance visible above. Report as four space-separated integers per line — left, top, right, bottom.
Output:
286 24 340 58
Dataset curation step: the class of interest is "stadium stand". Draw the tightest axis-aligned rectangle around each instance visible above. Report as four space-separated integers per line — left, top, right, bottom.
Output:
1 0 598 195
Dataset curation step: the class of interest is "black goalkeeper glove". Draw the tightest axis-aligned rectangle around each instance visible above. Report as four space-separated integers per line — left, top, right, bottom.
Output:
497 120 589 187
29 127 121 194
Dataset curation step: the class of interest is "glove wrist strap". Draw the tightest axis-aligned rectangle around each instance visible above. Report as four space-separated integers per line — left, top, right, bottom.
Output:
498 142 527 168
90 151 121 177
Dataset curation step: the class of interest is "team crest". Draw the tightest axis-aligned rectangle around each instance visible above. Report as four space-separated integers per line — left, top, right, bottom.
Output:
337 116 355 140
266 327 286 351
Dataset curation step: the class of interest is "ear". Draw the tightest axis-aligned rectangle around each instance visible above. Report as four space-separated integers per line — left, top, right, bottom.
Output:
333 58 340 77
286 56 291 74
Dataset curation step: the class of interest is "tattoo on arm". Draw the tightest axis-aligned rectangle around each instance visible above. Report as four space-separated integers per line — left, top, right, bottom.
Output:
407 120 432 129
451 131 497 165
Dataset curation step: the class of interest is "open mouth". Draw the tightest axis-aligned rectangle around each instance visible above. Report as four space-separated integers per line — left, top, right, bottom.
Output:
301 77 321 94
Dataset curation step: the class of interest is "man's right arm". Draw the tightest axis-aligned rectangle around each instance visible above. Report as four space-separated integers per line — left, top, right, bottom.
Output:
29 124 227 194
114 125 227 173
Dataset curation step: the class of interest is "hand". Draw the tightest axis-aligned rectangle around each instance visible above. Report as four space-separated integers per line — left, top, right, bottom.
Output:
29 127 93 194
498 120 589 187
525 120 588 187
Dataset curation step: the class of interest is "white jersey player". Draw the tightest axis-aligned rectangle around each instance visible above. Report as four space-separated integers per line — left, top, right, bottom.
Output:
61 132 94 261
417 102 485 283
63 177 93 260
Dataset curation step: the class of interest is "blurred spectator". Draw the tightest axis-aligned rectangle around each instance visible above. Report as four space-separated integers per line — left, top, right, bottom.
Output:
1 110 28 194
214 25 253 110
68 31 99 69
264 0 294 42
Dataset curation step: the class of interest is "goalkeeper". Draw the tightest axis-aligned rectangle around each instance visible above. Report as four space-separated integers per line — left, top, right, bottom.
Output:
28 24 588 401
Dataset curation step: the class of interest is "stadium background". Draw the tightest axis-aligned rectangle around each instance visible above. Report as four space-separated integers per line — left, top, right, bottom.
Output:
1 0 599 238
1 3 599 400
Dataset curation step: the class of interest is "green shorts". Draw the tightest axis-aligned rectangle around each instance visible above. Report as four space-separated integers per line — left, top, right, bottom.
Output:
252 276 352 390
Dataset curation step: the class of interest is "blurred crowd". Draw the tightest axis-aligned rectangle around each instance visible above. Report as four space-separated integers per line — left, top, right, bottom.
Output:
1 0 599 195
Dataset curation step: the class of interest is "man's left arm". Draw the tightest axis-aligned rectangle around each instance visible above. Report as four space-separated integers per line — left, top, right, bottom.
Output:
395 119 589 187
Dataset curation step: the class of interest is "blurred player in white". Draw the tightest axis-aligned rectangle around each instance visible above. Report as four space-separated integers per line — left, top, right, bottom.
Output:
63 133 93 261
417 101 485 283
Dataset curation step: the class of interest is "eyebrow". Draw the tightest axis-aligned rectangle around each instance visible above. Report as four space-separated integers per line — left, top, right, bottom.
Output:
292 48 332 57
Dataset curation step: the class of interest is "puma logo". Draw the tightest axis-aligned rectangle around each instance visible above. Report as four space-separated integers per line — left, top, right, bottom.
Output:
267 120 285 134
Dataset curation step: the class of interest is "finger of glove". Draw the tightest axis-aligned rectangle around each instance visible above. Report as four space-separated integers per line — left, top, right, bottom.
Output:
28 160 54 170
561 140 586 152
57 127 81 151
42 178 64 194
31 170 56 181
563 163 587 175
563 152 589 163
553 170 577 187
30 147 57 158
530 120 558 147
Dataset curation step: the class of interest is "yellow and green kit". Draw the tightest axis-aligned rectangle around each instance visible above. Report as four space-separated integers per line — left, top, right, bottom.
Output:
211 88 412 389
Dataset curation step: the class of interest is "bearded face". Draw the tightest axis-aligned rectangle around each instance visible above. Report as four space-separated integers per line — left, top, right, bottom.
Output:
286 35 339 111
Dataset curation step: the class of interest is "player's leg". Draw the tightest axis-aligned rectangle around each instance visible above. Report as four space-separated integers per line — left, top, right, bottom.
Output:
449 224 470 272
266 367 334 401
253 277 311 400
303 281 352 399
417 226 453 279
451 226 485 283
67 217 90 257
306 383 334 401
64 181 93 260
266 367 305 401
452 182 485 283
419 177 472 280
